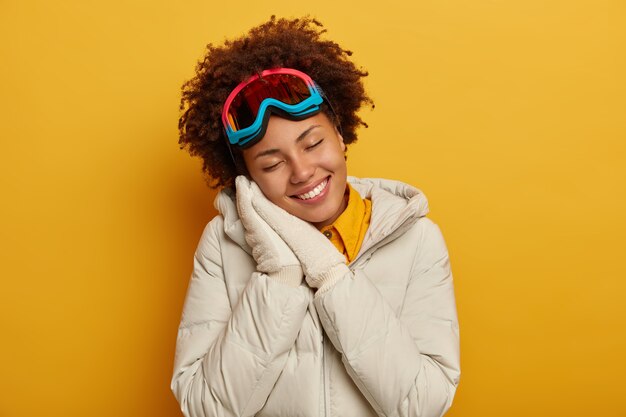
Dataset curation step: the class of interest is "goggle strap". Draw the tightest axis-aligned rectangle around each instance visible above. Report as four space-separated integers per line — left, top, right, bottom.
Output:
313 83 343 137
224 128 238 167
322 93 343 137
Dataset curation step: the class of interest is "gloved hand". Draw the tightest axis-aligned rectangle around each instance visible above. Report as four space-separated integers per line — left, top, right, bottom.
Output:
247 180 350 294
235 176 303 287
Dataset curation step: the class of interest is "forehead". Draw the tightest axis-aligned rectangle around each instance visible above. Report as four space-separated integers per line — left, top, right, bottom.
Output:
257 113 333 147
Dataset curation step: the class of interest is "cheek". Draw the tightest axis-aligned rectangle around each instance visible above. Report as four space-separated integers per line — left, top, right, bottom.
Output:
250 174 287 203
244 160 278 198
325 149 347 172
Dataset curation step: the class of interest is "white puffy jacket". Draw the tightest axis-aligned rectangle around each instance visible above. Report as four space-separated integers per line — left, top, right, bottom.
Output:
171 177 460 417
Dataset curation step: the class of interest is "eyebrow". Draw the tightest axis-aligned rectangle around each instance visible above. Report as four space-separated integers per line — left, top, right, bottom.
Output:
254 124 321 160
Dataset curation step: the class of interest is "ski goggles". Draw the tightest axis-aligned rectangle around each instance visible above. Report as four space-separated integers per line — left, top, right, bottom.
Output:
221 68 325 148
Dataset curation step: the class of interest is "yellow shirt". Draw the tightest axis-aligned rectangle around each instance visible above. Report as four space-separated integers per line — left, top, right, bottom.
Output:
320 183 372 263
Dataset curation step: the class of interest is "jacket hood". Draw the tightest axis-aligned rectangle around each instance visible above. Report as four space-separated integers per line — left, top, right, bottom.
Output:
214 177 429 256
347 177 429 255
214 186 250 253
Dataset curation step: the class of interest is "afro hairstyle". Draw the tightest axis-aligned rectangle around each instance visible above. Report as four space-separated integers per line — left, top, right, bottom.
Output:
178 16 373 188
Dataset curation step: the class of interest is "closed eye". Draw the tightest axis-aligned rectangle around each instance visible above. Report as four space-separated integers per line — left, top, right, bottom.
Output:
307 138 324 150
262 161 283 172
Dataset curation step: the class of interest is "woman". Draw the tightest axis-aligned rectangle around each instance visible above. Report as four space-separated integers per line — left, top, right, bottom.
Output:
171 16 460 417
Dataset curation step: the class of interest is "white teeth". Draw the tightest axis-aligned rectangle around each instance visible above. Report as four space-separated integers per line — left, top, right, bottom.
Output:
296 179 328 200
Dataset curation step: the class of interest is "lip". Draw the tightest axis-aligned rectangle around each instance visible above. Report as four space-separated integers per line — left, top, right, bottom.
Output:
290 176 331 203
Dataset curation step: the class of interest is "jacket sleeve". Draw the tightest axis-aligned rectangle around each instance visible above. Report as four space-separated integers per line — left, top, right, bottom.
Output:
314 218 460 417
171 218 310 417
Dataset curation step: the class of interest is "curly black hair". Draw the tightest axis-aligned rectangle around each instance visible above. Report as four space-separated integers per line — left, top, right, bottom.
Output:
178 16 373 188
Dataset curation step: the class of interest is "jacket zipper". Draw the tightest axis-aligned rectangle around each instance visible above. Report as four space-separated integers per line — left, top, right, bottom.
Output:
322 332 330 417
317 255 380 416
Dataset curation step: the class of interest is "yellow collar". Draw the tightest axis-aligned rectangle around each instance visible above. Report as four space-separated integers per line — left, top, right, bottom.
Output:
320 183 372 263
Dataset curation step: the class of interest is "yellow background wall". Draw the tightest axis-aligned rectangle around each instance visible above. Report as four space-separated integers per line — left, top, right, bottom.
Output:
1 0 624 416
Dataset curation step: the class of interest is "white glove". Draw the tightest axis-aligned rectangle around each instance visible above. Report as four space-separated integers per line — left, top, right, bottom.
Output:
235 176 303 287
248 181 350 293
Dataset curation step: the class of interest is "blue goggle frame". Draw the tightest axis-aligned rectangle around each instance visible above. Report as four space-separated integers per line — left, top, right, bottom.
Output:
225 94 324 148
221 68 325 149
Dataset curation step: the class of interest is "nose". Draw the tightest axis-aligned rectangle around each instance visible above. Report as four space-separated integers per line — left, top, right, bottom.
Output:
289 154 315 184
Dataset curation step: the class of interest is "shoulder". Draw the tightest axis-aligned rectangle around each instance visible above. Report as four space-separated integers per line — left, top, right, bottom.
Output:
194 214 227 264
406 216 447 248
402 216 450 273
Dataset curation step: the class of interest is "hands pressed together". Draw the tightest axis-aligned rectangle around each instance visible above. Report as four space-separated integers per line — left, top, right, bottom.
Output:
235 175 350 293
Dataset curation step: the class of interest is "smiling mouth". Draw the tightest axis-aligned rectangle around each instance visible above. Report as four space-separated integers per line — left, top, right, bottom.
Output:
293 178 329 200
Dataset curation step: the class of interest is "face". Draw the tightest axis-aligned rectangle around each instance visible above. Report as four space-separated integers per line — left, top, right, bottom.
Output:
241 112 348 229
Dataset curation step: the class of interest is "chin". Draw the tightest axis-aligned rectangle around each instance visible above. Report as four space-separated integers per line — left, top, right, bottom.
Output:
301 201 344 228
